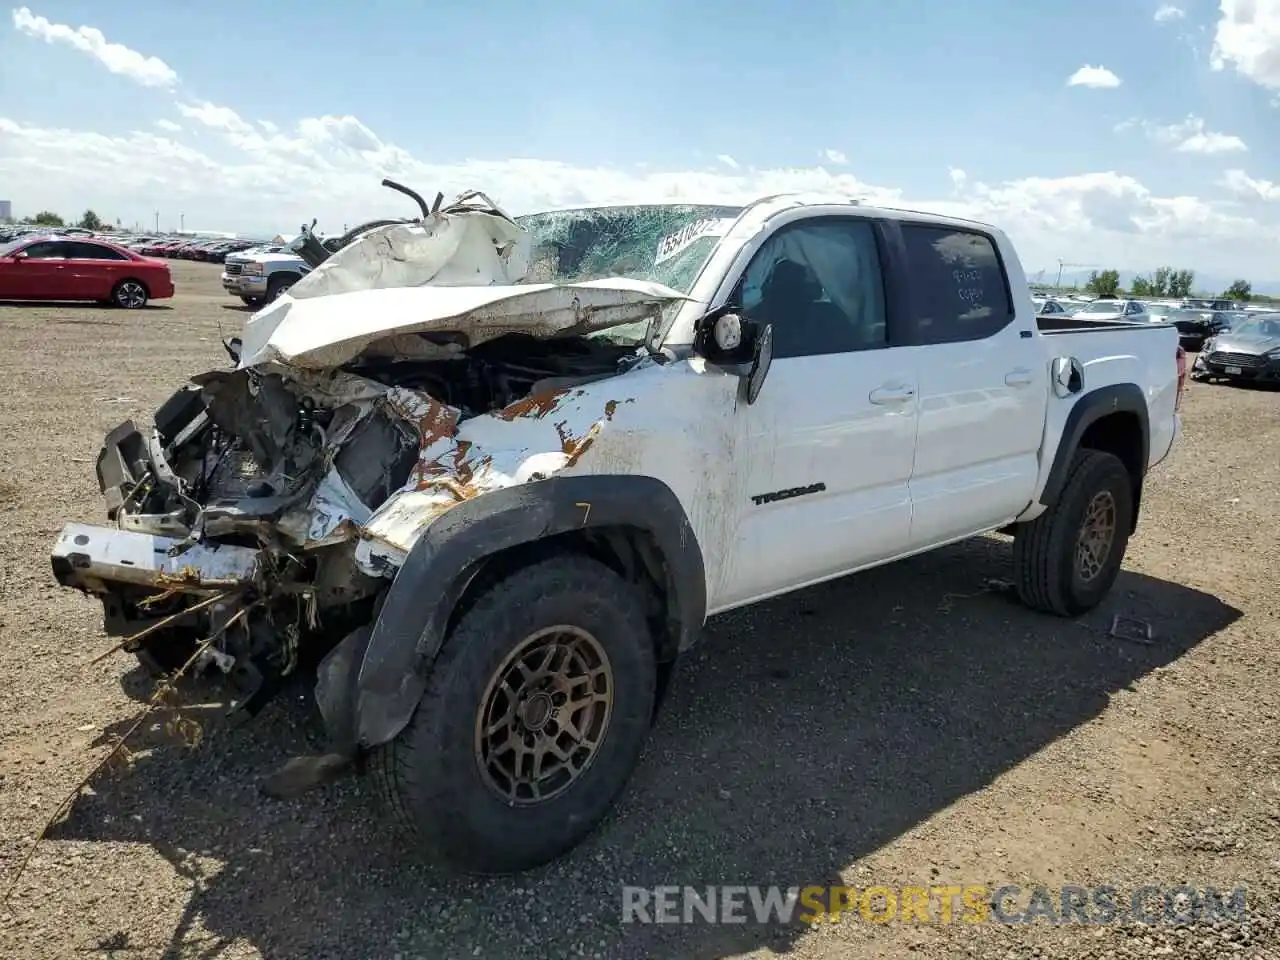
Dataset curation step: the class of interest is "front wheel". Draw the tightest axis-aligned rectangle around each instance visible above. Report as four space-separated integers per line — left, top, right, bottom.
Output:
112 279 149 309
266 275 294 302
370 554 656 874
1012 449 1134 617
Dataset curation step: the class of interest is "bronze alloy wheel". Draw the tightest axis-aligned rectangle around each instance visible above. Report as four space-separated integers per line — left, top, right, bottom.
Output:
474 625 614 806
1076 490 1117 583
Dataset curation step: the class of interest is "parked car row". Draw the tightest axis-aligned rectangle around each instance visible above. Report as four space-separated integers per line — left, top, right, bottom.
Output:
0 224 282 265
131 237 276 263
1029 292 1280 388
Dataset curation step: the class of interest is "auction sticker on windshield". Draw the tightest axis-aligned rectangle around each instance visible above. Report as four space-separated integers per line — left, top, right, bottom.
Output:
654 218 734 266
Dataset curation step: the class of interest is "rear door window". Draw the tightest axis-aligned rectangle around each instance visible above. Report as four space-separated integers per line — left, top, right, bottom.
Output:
898 224 1014 344
65 242 129 260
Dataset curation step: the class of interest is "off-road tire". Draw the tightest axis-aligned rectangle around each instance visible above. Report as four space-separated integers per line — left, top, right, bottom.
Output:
266 275 294 302
1013 449 1134 617
370 554 656 874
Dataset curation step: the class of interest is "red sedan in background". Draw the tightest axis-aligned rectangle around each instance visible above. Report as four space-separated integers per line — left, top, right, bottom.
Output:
0 235 175 308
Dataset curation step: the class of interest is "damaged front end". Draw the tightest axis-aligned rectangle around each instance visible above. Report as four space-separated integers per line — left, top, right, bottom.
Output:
50 186 692 730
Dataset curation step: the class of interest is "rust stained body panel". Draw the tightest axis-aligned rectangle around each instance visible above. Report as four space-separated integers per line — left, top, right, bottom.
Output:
495 388 572 422
353 382 639 571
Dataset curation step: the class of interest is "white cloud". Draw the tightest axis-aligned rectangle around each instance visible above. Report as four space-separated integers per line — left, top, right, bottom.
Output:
1155 4 1185 22
10 7 178 88
823 149 848 165
1116 115 1248 154
177 101 253 134
1221 169 1280 200
155 119 182 133
715 154 739 170
1211 0 1280 91
1067 64 1122 88
0 101 1276 278
258 120 279 134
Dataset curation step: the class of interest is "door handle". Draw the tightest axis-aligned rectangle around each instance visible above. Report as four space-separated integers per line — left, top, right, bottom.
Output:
869 385 916 405
1004 368 1034 387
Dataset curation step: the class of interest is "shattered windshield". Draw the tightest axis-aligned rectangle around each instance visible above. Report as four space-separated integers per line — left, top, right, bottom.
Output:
515 204 743 344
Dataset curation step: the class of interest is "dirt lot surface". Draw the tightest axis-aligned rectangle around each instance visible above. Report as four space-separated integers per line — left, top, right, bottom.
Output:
1 261 1278 960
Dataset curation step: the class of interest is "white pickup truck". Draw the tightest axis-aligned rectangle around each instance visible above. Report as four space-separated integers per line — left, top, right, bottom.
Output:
50 191 1185 875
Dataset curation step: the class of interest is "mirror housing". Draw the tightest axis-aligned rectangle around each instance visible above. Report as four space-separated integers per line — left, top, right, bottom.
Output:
223 336 243 366
12 250 28 261
692 306 775 405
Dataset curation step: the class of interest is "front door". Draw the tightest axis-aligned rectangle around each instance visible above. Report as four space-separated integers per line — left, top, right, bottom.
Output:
4 240 67 299
713 215 920 611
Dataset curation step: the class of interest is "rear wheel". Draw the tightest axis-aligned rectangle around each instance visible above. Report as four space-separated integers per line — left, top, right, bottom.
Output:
1013 449 1133 617
371 554 656 874
112 279 149 309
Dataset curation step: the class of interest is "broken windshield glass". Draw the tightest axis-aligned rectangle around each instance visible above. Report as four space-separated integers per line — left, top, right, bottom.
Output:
516 204 743 344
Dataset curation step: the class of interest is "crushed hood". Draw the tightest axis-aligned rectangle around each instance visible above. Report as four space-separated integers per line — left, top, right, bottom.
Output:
236 278 690 370
234 188 692 370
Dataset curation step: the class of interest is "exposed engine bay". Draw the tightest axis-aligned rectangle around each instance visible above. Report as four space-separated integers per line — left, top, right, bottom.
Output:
54 331 642 711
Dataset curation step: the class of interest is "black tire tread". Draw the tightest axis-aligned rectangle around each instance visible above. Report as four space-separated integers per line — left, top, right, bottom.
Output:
369 553 654 873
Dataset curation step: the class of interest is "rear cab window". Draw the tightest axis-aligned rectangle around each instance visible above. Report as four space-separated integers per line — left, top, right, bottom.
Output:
897 223 1015 344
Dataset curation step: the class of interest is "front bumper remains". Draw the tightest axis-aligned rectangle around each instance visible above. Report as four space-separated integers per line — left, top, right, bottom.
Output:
51 523 262 594
221 272 270 298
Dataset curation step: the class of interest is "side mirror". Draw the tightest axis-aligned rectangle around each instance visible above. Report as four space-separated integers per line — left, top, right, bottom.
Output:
223 336 243 365
12 250 28 261
692 307 775 405
1050 356 1083 397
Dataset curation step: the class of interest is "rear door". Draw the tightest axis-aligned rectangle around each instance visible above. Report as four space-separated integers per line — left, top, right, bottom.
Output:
889 221 1050 548
62 241 131 299
713 214 920 608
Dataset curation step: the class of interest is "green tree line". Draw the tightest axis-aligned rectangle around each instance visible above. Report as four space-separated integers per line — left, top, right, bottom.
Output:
8 210 113 230
1083 266 1253 302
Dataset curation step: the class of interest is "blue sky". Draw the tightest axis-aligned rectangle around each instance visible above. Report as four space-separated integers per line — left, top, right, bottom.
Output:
3 1 1279 283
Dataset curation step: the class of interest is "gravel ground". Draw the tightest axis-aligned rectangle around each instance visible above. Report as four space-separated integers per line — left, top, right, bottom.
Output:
0 263 1277 960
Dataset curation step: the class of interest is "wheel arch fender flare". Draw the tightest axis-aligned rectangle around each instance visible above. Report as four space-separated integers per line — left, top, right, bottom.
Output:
1038 382 1150 523
319 474 707 752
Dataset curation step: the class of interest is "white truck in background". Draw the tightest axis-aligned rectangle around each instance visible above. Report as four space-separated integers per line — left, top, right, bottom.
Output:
220 247 311 306
51 190 1186 875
